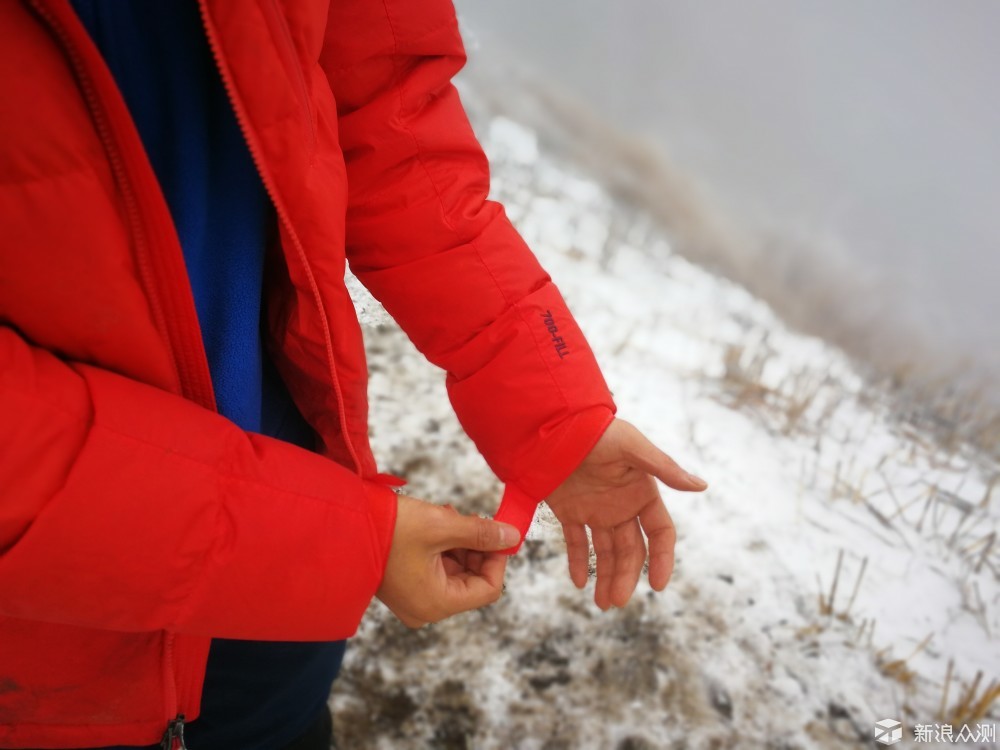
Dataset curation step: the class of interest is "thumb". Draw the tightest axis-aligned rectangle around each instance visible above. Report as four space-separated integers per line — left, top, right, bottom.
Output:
434 513 520 552
620 421 708 492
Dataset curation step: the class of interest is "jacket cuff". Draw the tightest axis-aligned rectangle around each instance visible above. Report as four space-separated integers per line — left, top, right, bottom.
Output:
494 405 615 553
361 478 399 589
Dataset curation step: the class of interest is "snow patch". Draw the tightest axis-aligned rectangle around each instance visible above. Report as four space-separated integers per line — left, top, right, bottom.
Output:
332 110 999 749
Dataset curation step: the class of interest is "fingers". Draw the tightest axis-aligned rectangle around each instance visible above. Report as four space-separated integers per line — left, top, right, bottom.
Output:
563 523 590 589
379 497 513 628
476 551 507 590
582 483 675 608
443 552 507 613
442 548 486 576
610 519 646 607
392 551 507 627
592 526 615 610
464 549 486 574
619 420 708 492
589 520 647 610
638 491 677 591
434 511 520 553
441 549 468 576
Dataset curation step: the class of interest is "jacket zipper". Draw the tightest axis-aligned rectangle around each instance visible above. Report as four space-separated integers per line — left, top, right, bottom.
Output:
27 0 217 740
29 0 362 741
159 714 188 750
197 0 362 473
26 0 216 412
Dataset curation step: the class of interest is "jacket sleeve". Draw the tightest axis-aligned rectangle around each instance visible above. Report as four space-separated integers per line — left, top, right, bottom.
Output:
0 325 396 640
320 0 616 540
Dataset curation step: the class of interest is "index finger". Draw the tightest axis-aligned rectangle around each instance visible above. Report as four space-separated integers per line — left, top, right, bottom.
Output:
443 553 507 613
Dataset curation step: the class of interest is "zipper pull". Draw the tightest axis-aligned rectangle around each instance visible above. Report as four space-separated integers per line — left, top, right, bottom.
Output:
160 714 188 750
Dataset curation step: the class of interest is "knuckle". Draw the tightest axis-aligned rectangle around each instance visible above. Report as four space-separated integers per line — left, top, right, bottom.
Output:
476 519 494 550
618 538 642 556
428 507 451 532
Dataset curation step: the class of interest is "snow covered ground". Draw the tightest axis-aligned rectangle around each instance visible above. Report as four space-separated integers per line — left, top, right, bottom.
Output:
330 108 999 749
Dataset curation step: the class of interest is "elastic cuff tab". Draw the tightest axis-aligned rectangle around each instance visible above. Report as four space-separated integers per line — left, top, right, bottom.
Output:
371 472 407 488
493 483 539 555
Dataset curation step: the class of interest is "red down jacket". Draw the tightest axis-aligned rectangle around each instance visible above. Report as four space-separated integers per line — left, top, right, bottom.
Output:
0 0 615 746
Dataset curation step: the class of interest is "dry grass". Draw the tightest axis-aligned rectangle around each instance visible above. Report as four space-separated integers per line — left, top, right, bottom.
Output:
888 371 1000 466
465 91 1000 743
874 632 933 688
815 550 869 623
719 337 998 721
717 337 997 584
719 342 772 412
716 342 834 441
938 660 1000 725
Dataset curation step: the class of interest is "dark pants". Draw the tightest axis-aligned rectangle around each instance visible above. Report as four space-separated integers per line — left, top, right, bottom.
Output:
10 706 334 750
280 706 333 750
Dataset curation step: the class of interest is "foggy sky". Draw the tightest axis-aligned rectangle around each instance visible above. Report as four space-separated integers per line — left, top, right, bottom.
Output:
456 1 1000 381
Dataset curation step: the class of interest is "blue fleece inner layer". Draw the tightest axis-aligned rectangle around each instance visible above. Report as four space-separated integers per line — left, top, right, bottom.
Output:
70 2 342 748
73 0 268 430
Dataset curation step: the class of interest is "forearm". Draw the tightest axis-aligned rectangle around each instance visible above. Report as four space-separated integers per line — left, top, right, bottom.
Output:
0 326 396 640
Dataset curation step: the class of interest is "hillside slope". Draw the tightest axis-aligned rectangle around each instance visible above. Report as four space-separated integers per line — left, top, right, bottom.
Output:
330 111 999 750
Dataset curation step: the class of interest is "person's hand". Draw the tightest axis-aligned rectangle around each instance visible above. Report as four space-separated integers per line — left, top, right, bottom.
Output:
376 494 520 628
545 418 708 610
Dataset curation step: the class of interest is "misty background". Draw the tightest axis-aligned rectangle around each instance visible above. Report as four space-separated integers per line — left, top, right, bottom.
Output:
454 0 1000 413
